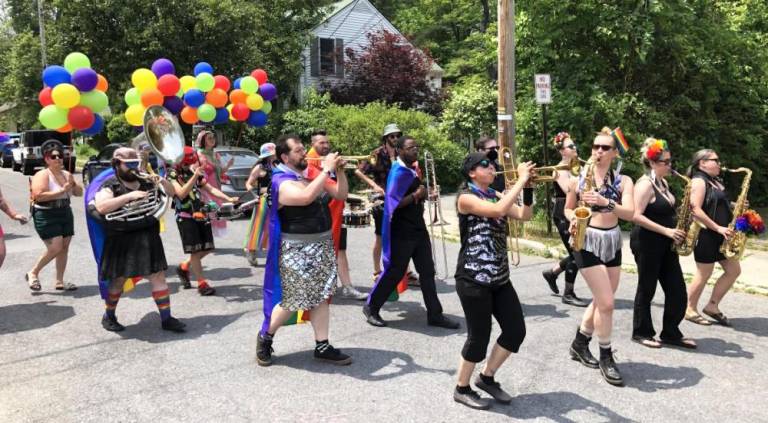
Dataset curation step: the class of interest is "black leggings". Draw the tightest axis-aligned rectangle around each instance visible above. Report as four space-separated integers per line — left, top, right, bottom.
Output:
630 231 686 341
553 213 578 284
456 278 526 363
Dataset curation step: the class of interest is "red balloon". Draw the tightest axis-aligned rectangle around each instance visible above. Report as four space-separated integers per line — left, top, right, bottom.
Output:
141 89 164 107
231 103 250 121
180 106 198 124
206 88 228 108
157 74 181 96
251 69 268 85
68 106 96 131
39 87 54 106
213 75 231 91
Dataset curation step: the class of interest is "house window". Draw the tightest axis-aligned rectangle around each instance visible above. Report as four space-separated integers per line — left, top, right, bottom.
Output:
320 38 336 75
310 37 344 78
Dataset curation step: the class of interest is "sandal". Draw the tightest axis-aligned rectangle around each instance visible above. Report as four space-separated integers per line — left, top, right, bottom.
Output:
55 282 78 291
26 273 41 291
685 311 712 326
372 271 382 282
661 338 697 350
631 336 662 349
702 309 731 327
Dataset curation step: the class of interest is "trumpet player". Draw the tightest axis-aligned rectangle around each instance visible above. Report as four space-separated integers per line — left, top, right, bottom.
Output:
92 147 186 333
630 139 695 349
541 132 589 307
685 149 740 327
564 128 634 387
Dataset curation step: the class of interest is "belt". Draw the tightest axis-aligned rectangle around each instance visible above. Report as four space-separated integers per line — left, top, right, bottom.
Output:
34 198 71 209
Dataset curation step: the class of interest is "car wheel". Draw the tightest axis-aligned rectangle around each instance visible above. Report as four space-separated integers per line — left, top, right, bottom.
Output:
1 155 9 168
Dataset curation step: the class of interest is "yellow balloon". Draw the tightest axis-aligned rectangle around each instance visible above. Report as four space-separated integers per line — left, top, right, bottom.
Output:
125 104 146 126
179 75 196 93
51 83 81 109
246 94 264 111
227 104 236 121
131 68 157 91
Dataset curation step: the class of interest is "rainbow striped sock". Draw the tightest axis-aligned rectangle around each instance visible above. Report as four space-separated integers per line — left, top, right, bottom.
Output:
104 292 121 319
152 289 171 321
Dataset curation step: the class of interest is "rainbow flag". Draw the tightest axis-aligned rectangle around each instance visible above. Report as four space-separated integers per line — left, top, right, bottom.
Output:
612 127 630 157
243 193 269 252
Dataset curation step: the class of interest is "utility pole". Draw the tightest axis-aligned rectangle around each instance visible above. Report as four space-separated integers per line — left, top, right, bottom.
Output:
37 0 47 67
497 0 516 163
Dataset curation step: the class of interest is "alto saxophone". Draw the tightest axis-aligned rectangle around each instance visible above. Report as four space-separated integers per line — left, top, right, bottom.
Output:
672 170 702 256
719 167 752 259
571 158 597 250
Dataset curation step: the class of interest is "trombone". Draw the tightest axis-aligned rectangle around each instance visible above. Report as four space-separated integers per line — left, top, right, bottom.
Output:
424 150 449 280
495 156 582 182
306 154 377 169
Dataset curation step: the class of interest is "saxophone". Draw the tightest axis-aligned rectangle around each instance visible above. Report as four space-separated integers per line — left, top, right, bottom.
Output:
719 167 752 259
672 170 701 256
571 158 597 250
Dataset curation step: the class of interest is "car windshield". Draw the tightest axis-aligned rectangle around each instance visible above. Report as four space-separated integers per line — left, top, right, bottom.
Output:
217 150 258 168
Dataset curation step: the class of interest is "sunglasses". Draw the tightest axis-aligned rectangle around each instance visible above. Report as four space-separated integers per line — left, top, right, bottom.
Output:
656 159 672 165
702 158 720 164
563 145 576 150
47 153 63 160
592 144 614 152
388 133 402 139
120 159 141 169
475 159 492 169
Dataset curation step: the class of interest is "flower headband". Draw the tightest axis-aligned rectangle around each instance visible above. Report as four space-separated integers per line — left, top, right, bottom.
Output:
552 132 571 148
645 138 668 162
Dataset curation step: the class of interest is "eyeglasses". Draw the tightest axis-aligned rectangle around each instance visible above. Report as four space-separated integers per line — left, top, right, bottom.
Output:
702 158 721 164
482 146 499 152
475 159 492 169
592 144 614 152
656 159 672 166
563 145 576 150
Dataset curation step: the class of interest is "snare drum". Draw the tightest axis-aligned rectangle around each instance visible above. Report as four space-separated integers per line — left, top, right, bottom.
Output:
343 209 371 228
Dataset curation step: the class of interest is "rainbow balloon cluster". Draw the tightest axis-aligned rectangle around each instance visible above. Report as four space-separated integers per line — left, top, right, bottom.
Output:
124 58 187 127
735 209 765 235
229 68 277 127
178 62 232 125
38 52 110 135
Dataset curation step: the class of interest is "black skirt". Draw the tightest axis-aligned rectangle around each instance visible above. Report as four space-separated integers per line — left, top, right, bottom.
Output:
99 222 167 281
176 217 215 253
694 228 726 264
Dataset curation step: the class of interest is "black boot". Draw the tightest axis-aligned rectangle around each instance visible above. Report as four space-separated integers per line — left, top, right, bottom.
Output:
599 346 624 386
569 328 599 369
542 269 560 294
256 332 274 366
562 283 590 307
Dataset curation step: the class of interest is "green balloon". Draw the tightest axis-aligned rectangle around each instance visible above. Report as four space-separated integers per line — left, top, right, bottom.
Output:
197 104 216 122
39 105 69 129
80 90 109 113
261 101 272 114
240 76 258 94
196 72 215 92
124 87 140 106
64 52 91 73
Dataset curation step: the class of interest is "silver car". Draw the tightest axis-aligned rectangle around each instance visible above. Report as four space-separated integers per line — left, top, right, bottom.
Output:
214 146 259 199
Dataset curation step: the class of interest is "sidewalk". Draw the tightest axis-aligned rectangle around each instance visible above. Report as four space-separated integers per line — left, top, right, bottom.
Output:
427 193 768 295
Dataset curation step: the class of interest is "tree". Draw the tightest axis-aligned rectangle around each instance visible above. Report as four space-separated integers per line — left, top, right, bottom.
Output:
324 30 441 113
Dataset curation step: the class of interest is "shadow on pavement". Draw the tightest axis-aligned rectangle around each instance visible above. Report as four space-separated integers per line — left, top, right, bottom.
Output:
202 266 253 282
0 301 75 335
621 362 704 392
375 300 466 337
487 391 634 422
728 317 768 337
116 311 247 343
522 303 570 320
274 347 452 381
213 283 263 303
694 337 754 359
2 233 30 241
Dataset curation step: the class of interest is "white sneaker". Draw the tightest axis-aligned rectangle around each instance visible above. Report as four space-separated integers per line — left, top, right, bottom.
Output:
341 285 368 301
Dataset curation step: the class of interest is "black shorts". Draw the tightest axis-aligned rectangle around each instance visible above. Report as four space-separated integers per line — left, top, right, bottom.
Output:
574 248 622 269
176 217 215 254
372 207 383 236
694 229 726 264
339 227 347 251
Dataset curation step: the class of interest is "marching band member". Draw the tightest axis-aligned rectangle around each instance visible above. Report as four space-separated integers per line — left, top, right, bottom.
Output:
26 140 82 292
244 143 276 264
473 136 505 192
685 149 741 326
363 135 459 329
0 186 28 270
452 152 534 410
541 132 589 307
90 147 185 332
630 139 695 349
169 146 236 296
564 128 634 387
256 134 352 367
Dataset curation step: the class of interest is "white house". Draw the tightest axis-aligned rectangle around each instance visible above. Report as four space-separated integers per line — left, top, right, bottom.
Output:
297 0 443 103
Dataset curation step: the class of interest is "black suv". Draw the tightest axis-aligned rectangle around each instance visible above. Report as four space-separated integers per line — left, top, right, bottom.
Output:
12 130 75 175
82 143 159 187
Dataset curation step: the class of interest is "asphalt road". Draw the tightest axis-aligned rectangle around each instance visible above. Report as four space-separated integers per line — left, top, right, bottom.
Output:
1 167 766 422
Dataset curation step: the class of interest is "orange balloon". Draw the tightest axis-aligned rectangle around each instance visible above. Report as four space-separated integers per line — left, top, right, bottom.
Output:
96 74 109 92
56 123 73 133
180 106 198 124
206 88 228 108
229 89 247 104
141 89 164 107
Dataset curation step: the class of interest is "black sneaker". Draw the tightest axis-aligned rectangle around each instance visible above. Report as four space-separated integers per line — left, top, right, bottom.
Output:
562 292 590 307
453 387 491 410
101 315 125 332
542 270 560 294
428 314 460 329
474 375 512 404
161 316 186 333
176 265 192 289
363 305 387 327
314 343 352 365
256 333 274 367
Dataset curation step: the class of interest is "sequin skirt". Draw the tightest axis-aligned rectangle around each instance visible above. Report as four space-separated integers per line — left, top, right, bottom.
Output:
279 231 337 311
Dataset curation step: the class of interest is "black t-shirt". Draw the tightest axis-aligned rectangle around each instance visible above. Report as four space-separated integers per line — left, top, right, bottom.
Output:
362 145 394 189
391 177 428 238
279 193 332 234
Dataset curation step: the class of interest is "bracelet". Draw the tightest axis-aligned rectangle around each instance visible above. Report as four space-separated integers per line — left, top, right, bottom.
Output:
607 199 616 211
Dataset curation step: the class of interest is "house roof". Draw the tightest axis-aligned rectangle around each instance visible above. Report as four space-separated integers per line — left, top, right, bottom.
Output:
324 0 357 21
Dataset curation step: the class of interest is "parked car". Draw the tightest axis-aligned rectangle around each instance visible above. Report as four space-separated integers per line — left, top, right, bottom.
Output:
214 146 259 199
12 130 74 175
81 143 159 187
1 133 20 168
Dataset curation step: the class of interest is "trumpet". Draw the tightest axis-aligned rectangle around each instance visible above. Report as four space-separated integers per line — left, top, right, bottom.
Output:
497 146 521 266
306 154 377 169
424 150 449 280
495 156 583 182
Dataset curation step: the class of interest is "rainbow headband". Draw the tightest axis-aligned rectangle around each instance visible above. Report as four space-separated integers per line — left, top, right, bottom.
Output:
611 127 630 157
645 138 668 161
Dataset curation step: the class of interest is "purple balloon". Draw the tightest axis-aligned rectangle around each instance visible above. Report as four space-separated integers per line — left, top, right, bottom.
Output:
247 111 268 127
193 62 214 76
152 58 176 77
214 107 229 124
259 83 278 102
82 114 104 136
71 68 99 92
42 65 71 87
163 96 184 115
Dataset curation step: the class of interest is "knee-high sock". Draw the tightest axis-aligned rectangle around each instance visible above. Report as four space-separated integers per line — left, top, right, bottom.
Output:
105 292 121 319
152 289 171 321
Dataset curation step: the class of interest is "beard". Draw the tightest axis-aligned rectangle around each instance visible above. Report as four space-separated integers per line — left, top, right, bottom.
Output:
295 159 308 171
117 168 139 182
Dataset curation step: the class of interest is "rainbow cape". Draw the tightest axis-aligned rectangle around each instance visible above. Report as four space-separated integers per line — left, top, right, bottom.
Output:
612 127 630 157
84 169 141 300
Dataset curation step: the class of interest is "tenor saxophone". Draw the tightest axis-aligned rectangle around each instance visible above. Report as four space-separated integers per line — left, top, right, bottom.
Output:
571 158 597 250
719 167 752 259
672 170 701 256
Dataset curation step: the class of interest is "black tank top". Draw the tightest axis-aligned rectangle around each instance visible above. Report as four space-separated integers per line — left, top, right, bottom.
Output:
455 187 509 286
631 177 677 247
94 175 159 233
693 172 731 226
278 194 331 234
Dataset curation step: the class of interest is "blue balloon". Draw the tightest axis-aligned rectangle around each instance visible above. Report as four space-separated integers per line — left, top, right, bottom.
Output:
233 77 242 90
183 89 205 107
259 83 278 102
163 96 184 115
247 111 268 127
42 65 71 88
72 68 98 92
214 107 229 124
82 114 104 136
193 62 214 76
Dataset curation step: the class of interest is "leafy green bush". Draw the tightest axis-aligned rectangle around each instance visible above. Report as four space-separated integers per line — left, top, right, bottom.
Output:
440 77 497 146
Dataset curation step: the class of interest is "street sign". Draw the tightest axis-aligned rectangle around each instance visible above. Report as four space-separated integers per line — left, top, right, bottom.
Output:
535 74 551 104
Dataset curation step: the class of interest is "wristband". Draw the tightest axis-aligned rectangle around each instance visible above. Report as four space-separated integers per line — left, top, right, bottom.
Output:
523 187 534 206
607 199 616 211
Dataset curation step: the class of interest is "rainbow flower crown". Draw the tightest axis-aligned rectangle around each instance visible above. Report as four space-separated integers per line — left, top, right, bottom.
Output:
735 209 765 236
552 132 571 147
645 138 668 161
